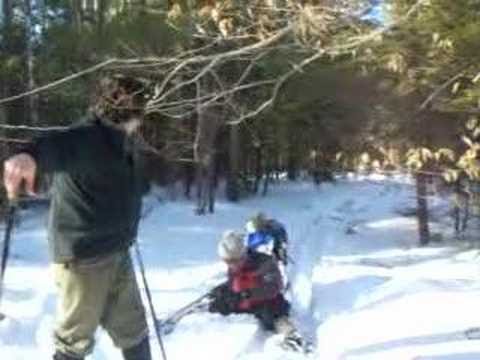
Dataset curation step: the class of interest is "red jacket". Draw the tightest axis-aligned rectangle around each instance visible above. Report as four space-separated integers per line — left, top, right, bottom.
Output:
228 252 283 311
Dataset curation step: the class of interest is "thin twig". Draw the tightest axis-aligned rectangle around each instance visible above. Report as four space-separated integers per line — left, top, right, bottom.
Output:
0 136 31 143
419 71 466 111
0 124 69 131
0 59 118 105
149 25 293 106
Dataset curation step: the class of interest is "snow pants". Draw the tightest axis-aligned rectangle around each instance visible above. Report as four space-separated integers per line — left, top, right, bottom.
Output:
52 250 148 358
210 285 296 336
251 296 293 333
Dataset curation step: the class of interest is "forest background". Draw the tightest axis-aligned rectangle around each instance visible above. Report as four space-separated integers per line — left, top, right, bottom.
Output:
1 0 480 245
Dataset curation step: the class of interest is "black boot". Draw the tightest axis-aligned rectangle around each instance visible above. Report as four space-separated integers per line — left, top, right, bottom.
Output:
53 351 83 360
282 331 314 354
122 337 152 360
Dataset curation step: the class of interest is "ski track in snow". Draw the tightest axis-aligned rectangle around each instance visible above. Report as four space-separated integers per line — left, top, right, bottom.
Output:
3 176 480 359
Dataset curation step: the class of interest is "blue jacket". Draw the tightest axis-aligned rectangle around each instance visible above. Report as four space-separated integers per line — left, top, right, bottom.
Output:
247 219 287 252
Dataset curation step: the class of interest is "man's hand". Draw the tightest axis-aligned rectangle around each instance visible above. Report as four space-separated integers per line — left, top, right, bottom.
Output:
3 153 37 200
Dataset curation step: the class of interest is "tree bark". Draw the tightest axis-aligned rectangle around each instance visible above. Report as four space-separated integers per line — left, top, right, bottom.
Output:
1 0 13 126
225 123 240 202
286 139 298 180
85 0 95 24
183 162 195 199
193 81 222 215
71 0 83 31
262 165 271 196
24 0 40 125
2 0 12 27
453 179 470 238
253 144 262 194
97 0 107 34
416 172 430 246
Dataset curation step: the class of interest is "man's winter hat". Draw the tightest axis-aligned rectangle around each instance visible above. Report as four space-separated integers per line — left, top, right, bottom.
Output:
246 212 267 233
91 73 152 125
218 230 246 261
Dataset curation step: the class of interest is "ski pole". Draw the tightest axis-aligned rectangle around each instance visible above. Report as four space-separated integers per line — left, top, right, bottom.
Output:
133 240 168 360
0 201 18 320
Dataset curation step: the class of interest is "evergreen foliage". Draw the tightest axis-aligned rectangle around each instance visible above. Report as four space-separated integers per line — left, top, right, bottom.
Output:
0 0 479 208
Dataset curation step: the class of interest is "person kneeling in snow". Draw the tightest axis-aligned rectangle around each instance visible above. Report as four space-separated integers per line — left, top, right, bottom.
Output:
245 212 289 288
208 230 306 352
245 212 288 267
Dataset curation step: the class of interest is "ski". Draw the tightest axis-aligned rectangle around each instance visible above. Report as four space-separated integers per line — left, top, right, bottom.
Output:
465 327 480 340
157 292 212 335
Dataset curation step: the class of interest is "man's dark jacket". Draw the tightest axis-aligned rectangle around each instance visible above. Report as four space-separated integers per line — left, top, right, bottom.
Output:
27 117 148 263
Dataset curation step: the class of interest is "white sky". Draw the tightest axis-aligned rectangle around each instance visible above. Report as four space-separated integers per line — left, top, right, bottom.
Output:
1 174 480 359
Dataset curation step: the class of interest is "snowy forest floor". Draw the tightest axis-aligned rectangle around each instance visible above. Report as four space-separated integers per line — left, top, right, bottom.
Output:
2 174 480 359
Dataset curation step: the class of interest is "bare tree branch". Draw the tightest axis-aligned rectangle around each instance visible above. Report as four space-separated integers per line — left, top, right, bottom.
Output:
0 124 69 131
147 25 293 106
419 71 466 111
0 0 428 127
0 136 31 143
0 59 118 105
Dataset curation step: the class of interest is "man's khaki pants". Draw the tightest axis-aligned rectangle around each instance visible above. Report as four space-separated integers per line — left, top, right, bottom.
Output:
52 251 148 358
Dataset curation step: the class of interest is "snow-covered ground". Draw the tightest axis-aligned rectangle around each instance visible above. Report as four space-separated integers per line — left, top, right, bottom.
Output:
2 174 480 359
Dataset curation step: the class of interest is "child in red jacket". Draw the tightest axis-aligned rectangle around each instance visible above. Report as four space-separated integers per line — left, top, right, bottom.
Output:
209 230 308 352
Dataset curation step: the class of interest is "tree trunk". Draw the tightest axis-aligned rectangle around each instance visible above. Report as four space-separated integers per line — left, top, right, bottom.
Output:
85 0 95 23
309 150 320 185
416 172 430 246
453 179 470 238
2 0 12 27
97 0 107 33
287 150 297 181
194 153 217 215
262 166 271 196
253 144 262 194
71 0 83 31
0 88 7 125
207 159 216 213
193 81 221 215
195 161 207 214
225 123 240 202
286 137 298 180
262 151 272 196
24 0 40 125
183 162 195 199
1 0 13 126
